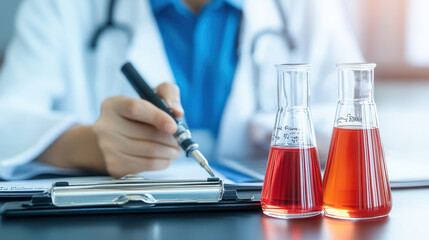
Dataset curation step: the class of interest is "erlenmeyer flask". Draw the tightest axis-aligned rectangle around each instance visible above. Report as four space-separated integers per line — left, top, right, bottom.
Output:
323 63 392 220
261 64 323 219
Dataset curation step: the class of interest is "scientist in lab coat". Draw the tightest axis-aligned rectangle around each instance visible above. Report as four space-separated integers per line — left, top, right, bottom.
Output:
0 0 362 180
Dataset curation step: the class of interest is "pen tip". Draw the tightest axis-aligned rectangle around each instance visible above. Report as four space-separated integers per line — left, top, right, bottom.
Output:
191 150 216 177
203 164 216 177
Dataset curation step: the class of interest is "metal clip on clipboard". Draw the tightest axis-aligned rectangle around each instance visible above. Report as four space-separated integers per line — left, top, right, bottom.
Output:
1 177 261 217
50 177 224 207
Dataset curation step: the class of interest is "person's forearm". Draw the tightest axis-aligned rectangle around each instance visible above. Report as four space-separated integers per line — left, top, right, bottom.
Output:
37 125 107 173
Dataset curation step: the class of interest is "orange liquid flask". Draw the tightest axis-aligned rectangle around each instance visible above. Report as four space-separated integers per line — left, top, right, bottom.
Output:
261 64 323 219
323 63 392 220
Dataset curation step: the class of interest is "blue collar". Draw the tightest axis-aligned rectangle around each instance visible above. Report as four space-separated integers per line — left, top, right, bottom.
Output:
150 0 243 14
150 0 175 14
225 0 243 9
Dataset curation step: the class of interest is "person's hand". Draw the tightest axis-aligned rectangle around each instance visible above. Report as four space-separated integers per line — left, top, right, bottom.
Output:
93 82 184 178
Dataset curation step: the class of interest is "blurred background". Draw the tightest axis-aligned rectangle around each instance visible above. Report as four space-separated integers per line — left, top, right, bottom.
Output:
0 0 428 181
3 0 429 78
344 0 429 79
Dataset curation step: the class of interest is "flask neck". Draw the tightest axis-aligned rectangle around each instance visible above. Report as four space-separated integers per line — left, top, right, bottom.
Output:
277 67 310 108
272 64 316 147
338 65 375 102
335 63 379 129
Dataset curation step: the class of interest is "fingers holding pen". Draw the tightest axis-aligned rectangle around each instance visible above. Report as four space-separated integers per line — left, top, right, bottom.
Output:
107 96 178 134
104 149 173 178
101 131 181 159
155 82 184 118
94 83 185 178
110 119 179 148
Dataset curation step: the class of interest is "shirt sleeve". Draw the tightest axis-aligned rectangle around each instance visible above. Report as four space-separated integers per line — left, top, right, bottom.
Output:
0 0 78 180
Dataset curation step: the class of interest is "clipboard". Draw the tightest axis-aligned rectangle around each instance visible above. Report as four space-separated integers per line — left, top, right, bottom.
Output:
1 177 261 218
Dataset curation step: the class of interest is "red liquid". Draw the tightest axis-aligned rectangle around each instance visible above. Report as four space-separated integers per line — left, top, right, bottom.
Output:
261 146 323 218
323 127 392 219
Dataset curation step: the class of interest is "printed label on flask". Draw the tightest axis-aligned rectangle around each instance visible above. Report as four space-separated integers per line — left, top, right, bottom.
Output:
272 125 304 144
336 113 362 124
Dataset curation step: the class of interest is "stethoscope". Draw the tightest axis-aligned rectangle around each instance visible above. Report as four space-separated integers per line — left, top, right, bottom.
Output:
89 0 132 49
89 0 296 110
90 0 295 51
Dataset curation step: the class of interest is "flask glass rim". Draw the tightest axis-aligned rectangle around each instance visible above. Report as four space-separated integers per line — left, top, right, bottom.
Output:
336 63 376 70
276 63 311 71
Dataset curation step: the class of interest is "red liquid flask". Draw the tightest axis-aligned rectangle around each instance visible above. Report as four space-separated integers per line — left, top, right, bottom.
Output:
323 63 392 220
261 64 323 219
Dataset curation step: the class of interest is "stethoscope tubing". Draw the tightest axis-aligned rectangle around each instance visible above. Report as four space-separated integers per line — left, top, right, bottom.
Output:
90 0 295 53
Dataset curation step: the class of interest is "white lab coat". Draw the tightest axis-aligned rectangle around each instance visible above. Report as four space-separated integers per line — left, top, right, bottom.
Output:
0 0 362 180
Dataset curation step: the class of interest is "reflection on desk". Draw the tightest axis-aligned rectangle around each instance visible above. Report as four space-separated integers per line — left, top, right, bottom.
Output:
0 188 429 240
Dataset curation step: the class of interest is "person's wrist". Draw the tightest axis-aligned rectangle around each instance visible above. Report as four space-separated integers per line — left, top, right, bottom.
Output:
37 125 106 173
71 125 106 173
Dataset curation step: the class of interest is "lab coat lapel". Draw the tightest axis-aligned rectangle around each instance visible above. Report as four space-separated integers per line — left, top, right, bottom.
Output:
216 0 284 157
118 0 175 87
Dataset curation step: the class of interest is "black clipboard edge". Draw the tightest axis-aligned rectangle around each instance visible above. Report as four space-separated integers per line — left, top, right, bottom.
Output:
1 200 261 218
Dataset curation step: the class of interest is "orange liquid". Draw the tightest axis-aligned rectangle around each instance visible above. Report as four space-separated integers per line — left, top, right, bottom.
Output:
323 127 392 219
261 146 323 218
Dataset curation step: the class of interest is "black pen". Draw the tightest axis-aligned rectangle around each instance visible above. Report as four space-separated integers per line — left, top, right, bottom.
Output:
121 62 216 177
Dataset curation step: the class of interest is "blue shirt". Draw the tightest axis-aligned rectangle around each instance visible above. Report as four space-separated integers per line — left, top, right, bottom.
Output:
150 0 242 136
